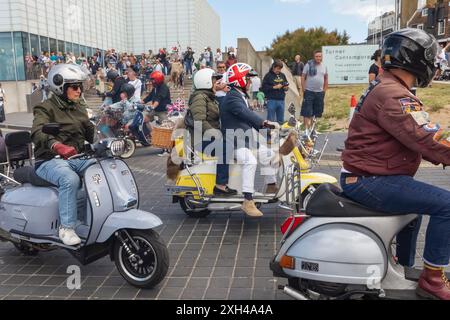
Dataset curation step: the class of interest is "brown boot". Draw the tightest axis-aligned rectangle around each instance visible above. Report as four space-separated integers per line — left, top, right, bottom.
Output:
265 184 279 195
242 200 263 217
416 265 450 300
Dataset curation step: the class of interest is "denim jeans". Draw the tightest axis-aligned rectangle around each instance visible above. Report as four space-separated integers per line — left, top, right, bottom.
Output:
340 174 450 267
36 159 96 228
185 60 193 76
267 100 285 124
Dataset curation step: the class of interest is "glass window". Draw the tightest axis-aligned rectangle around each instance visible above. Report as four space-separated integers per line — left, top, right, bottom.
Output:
13 32 25 81
22 32 30 57
0 32 16 81
66 42 73 54
80 45 87 57
73 43 80 57
40 36 49 53
30 34 40 57
57 40 65 53
49 38 57 54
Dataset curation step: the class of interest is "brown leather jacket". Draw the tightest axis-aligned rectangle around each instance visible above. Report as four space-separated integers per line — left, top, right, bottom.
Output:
342 71 450 177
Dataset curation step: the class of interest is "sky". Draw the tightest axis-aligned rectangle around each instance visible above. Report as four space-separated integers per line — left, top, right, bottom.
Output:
208 0 397 51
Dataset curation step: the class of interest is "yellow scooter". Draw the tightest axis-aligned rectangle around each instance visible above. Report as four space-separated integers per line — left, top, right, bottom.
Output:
167 109 337 218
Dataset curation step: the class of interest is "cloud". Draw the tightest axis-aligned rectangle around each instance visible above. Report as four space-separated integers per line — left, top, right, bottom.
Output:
329 0 396 22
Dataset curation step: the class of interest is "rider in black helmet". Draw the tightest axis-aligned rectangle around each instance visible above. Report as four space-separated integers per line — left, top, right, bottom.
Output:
105 70 127 104
342 28 450 300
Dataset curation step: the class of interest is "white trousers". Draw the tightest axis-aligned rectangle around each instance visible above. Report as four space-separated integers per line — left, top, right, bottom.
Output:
235 144 278 194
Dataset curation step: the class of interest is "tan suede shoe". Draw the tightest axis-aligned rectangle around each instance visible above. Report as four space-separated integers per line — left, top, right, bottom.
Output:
242 200 264 217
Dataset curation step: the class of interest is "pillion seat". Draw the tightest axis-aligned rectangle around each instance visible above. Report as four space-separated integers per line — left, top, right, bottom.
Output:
306 183 404 218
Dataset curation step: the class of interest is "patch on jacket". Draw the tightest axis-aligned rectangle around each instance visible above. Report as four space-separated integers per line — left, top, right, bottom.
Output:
399 98 422 114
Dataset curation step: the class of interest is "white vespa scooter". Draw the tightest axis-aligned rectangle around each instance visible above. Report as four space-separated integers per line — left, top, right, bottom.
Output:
270 174 450 300
0 124 169 289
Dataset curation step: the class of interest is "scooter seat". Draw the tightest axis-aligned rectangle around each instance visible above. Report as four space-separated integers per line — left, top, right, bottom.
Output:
13 166 56 188
306 183 402 217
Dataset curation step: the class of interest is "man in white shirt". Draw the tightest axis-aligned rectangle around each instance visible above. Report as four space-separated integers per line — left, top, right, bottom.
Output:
214 62 229 105
250 76 261 110
127 69 142 100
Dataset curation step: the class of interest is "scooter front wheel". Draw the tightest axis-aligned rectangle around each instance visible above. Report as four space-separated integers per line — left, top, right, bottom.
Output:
120 138 136 159
114 229 169 289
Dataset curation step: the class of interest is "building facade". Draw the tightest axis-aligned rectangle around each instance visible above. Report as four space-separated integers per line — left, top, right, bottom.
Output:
408 0 450 43
367 11 396 45
0 0 221 82
0 0 128 81
127 0 221 58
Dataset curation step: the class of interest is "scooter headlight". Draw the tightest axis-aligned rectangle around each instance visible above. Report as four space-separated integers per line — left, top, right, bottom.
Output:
108 140 126 157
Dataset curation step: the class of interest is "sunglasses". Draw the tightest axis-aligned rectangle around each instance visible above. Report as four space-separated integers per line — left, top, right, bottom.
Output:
68 83 83 91
217 66 226 69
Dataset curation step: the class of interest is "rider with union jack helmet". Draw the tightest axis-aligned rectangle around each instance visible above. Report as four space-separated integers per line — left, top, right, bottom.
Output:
219 63 280 218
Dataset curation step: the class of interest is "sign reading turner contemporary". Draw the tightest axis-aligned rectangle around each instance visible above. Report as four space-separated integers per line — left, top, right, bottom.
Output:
323 45 379 85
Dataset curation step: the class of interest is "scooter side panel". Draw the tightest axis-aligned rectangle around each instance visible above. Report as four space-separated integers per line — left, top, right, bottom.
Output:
275 215 418 285
283 224 387 285
84 164 114 245
99 159 139 212
96 209 163 243
1 185 59 236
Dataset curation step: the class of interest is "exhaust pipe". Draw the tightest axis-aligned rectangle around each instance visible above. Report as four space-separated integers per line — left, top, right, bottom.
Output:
280 285 309 300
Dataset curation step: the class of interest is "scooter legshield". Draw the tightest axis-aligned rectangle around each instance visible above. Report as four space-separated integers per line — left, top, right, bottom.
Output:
96 209 163 243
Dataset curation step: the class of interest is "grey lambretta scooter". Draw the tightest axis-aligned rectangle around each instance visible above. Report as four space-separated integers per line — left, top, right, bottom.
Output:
270 166 450 300
0 124 169 289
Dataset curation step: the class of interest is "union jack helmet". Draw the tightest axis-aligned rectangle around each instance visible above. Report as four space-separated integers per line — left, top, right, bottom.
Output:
226 63 257 89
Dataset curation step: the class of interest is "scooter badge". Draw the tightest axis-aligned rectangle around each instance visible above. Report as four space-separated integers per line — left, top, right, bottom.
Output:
92 174 102 185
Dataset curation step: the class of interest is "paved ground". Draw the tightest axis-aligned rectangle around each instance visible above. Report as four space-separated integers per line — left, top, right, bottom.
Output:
0 142 449 300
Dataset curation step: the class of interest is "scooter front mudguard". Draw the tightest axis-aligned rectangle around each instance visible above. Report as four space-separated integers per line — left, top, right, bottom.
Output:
96 209 163 243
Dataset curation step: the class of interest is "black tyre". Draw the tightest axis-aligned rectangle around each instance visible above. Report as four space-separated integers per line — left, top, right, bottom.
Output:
179 194 211 218
120 138 136 159
114 229 169 289
13 242 39 256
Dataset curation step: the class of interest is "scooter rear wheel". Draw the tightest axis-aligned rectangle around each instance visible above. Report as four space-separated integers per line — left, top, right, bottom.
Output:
114 229 169 289
179 195 211 218
120 138 136 159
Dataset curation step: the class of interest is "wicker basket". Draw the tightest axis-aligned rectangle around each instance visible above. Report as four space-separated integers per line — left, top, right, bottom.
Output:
152 126 174 149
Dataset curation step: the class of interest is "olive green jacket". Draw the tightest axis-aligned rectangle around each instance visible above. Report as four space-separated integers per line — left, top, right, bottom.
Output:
189 89 220 133
31 94 95 161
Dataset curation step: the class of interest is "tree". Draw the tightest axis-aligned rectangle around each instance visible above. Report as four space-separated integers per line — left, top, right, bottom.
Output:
266 27 350 62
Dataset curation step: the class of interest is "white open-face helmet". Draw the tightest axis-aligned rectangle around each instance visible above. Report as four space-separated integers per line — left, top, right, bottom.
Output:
48 64 89 96
193 68 222 90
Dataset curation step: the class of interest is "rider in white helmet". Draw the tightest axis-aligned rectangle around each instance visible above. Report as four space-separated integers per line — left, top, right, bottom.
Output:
31 64 96 246
187 68 237 196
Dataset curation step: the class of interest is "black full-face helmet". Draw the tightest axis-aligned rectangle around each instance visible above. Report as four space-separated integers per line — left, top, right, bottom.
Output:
120 83 136 100
382 28 440 88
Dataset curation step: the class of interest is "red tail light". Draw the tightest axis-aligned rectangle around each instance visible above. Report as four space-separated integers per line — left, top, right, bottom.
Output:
281 215 306 235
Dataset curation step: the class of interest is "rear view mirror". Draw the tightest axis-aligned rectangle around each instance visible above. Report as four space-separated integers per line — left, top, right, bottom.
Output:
42 123 61 136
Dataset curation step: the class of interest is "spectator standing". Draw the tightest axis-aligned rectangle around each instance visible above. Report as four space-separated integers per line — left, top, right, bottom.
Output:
184 47 195 79
250 75 262 110
262 60 289 124
215 48 223 67
301 50 328 131
127 69 143 100
290 55 305 97
31 82 39 94
39 75 49 102
369 49 383 83
214 62 229 106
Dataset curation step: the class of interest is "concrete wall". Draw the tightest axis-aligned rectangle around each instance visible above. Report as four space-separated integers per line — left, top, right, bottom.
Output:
237 38 300 119
1 80 34 114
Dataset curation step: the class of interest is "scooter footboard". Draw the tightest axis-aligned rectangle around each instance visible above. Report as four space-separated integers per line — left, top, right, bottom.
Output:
280 223 388 286
96 209 163 243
